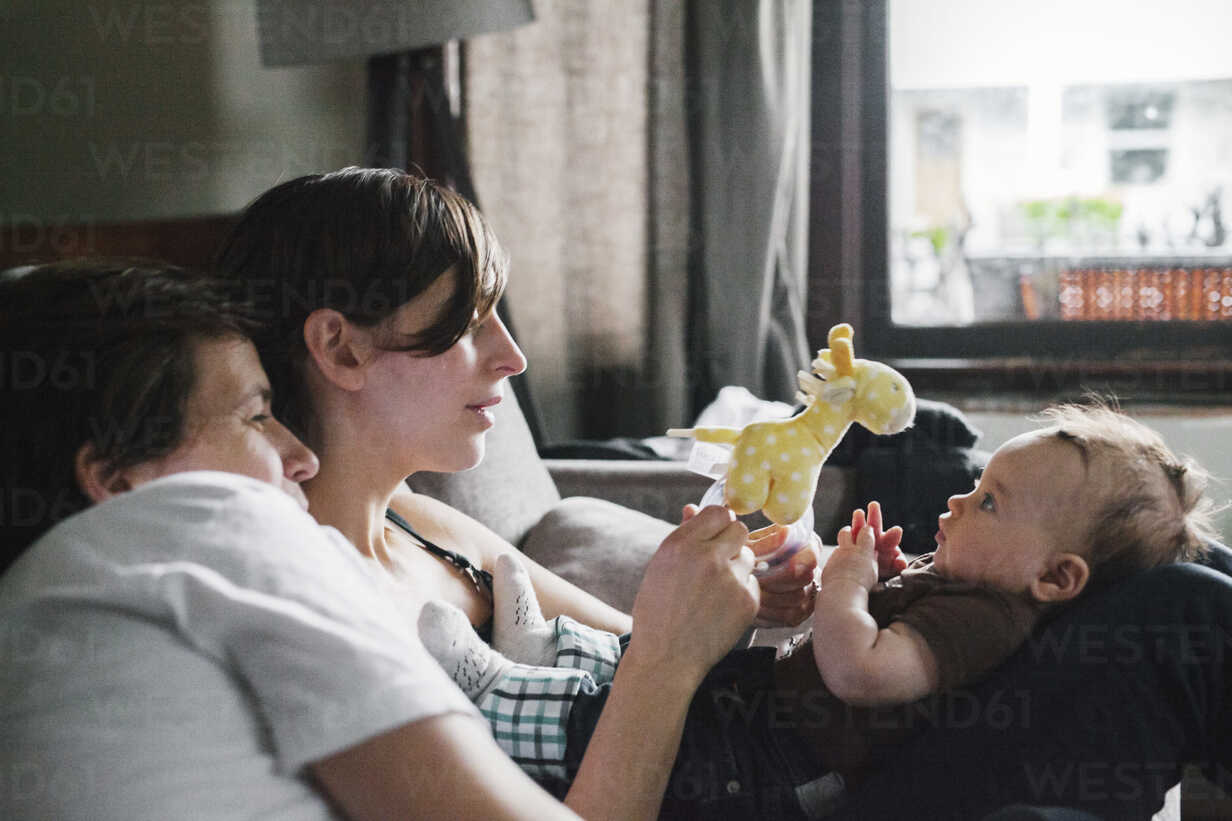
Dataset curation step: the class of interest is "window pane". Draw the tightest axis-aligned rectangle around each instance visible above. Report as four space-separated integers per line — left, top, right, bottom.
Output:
887 0 1232 326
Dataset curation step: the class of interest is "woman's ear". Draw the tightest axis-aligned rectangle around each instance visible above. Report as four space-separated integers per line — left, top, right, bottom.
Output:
1030 553 1091 603
302 308 370 392
74 443 133 503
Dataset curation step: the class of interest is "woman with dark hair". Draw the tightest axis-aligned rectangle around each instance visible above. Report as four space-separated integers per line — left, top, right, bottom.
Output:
215 168 814 818
0 260 590 820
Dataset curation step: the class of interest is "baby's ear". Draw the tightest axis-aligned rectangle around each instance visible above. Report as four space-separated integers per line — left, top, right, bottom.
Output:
1030 553 1090 603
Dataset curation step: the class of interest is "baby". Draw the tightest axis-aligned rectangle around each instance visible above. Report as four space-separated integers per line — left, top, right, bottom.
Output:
750 401 1214 799
808 402 1215 712
420 401 1216 809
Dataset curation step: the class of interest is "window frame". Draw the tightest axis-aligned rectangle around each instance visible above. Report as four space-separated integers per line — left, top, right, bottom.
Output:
807 0 1232 399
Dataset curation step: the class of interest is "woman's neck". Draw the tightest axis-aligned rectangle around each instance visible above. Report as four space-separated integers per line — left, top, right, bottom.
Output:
303 436 405 564
298 380 429 563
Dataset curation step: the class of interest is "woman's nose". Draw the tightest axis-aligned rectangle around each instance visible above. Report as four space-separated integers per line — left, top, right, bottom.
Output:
490 313 527 376
946 493 964 516
275 419 320 483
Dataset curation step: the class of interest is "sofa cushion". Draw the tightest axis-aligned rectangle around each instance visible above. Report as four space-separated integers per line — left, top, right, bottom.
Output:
520 497 674 613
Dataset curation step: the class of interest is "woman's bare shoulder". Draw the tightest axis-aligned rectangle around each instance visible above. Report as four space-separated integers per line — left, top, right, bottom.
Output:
388 484 510 559
389 484 451 518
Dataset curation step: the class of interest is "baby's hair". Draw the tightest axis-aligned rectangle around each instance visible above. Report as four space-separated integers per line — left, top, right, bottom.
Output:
1036 399 1216 585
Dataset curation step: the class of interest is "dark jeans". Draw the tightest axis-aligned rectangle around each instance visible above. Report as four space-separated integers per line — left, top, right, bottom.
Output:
563 644 824 820
833 543 1232 821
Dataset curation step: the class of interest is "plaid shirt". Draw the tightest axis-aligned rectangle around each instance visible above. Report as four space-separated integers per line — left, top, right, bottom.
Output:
482 665 594 782
554 615 622 684
481 616 623 782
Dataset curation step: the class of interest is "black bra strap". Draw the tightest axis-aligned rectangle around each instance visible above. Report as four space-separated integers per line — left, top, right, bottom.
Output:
384 508 494 595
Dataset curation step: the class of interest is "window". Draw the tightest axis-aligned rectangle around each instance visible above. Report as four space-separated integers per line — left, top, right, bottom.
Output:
809 0 1232 391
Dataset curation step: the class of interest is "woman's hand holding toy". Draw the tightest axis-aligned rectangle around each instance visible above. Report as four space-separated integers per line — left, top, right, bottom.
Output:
681 506 821 628
634 505 759 683
748 523 821 627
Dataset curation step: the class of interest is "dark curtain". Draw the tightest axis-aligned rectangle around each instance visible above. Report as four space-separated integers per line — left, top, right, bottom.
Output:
686 0 814 417
461 0 812 443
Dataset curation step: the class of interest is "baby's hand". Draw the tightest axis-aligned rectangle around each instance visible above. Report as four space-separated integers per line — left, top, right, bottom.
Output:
820 524 878 590
852 500 907 579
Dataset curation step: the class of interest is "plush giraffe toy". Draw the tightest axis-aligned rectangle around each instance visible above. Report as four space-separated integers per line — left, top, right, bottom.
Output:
668 323 916 525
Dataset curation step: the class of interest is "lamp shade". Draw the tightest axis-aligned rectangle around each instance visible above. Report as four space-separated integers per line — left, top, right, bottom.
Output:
256 0 535 66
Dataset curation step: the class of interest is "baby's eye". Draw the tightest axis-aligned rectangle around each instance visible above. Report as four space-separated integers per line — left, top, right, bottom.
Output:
250 413 270 427
979 492 996 513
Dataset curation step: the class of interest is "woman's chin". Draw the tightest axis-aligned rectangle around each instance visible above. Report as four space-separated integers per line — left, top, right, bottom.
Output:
455 453 485 472
411 434 488 475
439 441 487 473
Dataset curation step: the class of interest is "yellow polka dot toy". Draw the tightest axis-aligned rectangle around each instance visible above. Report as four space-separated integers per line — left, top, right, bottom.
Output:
667 324 916 525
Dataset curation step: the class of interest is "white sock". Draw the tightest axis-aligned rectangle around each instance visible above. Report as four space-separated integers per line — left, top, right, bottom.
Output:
492 553 624 682
491 552 557 666
417 600 509 699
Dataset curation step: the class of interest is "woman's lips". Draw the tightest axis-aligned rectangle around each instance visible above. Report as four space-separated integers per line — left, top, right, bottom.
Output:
467 395 502 411
467 395 501 426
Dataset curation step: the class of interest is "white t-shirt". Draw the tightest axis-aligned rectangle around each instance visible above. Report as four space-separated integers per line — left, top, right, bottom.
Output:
0 471 479 820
